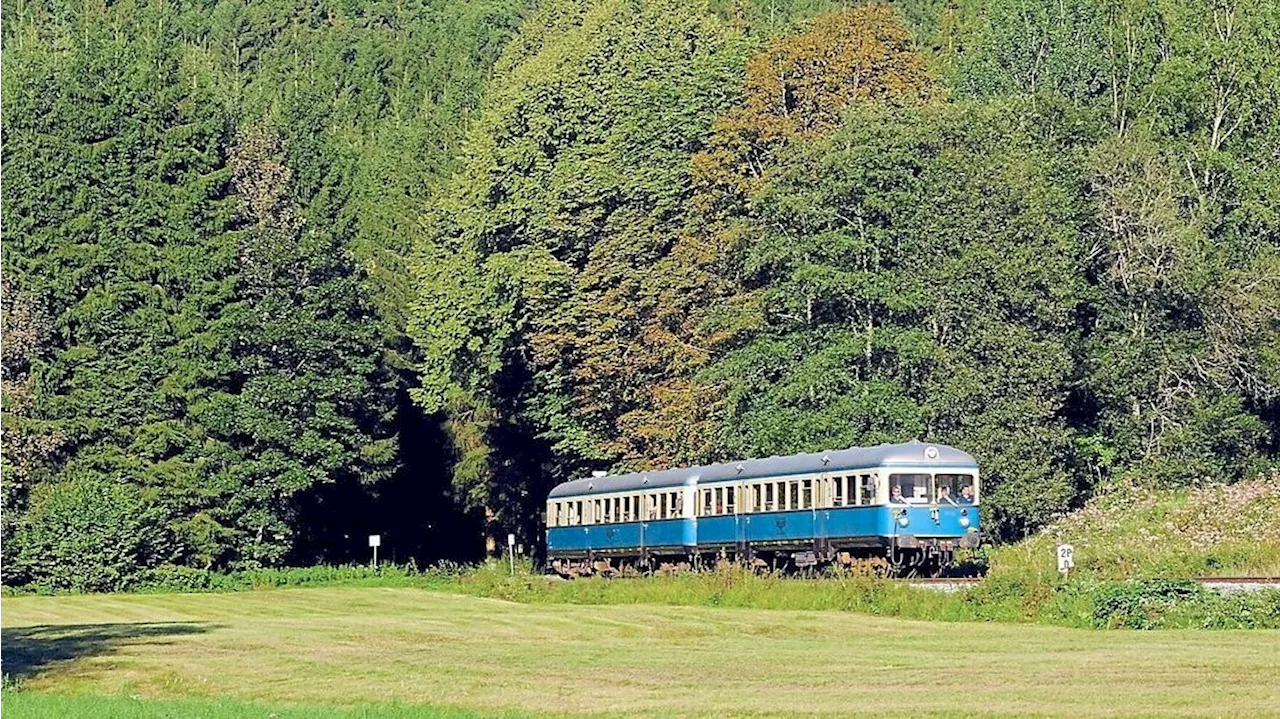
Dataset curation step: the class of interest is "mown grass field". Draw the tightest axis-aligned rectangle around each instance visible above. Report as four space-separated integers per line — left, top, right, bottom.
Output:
3 587 1279 718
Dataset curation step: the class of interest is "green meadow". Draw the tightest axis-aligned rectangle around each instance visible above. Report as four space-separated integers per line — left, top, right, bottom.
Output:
4 586 1279 718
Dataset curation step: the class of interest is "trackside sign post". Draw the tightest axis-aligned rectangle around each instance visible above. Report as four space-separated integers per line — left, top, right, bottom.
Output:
508 533 516 575
1056 543 1074 578
369 534 381 568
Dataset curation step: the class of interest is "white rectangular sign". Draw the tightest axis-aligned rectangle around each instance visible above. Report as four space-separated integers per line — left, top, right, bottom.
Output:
507 533 516 548
1057 543 1074 571
368 534 381 548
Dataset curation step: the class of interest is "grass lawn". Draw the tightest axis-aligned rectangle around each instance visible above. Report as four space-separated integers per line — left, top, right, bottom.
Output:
3 587 1279 717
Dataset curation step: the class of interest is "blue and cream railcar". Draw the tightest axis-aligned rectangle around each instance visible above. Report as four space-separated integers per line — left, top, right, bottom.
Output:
545 442 981 575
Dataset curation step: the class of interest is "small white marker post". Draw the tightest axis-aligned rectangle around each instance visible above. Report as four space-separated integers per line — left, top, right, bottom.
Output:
369 534 381 569
1056 542 1074 580
507 533 516 575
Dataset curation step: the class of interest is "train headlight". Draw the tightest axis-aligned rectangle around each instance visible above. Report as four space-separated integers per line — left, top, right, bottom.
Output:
897 513 909 528
959 515 971 528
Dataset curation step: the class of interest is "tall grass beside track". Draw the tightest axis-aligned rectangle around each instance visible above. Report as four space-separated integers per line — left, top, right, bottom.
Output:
7 556 1275 631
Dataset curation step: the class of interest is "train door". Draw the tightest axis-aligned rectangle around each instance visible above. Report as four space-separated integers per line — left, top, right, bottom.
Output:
814 474 828 556
681 483 697 549
735 481 748 558
639 493 648 556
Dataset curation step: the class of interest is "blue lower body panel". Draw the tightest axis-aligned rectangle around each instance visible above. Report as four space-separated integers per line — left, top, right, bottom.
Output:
547 519 692 557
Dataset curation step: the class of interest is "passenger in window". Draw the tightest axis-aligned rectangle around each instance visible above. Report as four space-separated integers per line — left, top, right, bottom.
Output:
958 485 974 504
937 486 957 506
890 485 906 504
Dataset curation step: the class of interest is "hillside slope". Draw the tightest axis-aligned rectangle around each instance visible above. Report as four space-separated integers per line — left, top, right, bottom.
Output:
988 475 1280 580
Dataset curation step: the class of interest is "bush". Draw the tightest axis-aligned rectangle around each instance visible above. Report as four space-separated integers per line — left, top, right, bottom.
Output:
12 477 173 593
1089 579 1204 629
136 563 432 594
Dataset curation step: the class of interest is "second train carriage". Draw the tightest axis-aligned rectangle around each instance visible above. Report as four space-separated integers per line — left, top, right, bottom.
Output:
545 442 981 575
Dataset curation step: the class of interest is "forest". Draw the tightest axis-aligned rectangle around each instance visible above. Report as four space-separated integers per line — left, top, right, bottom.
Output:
2 0 1277 591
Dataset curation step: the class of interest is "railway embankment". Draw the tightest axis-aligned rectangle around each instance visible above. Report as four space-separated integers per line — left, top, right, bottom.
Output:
983 474 1280 582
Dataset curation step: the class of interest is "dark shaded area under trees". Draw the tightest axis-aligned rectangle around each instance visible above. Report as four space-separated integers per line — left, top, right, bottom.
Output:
2 0 1277 590
1 622 216 681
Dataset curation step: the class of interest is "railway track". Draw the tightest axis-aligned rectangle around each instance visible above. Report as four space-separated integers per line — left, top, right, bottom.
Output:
904 576 1280 593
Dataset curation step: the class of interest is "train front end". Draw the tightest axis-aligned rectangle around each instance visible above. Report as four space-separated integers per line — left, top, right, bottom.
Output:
879 446 981 572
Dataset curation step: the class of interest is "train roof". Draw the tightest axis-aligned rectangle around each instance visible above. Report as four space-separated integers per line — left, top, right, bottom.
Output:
547 442 977 498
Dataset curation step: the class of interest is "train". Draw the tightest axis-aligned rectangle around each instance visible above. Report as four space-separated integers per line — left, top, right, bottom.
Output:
544 441 981 576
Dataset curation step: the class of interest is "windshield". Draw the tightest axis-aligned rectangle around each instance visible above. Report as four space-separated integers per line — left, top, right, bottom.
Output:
936 473 976 504
888 473 929 504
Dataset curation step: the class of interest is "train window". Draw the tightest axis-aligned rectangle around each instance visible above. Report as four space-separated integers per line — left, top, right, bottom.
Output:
801 479 813 509
935 474 976 504
832 478 845 506
713 487 723 515
674 492 684 516
701 489 712 516
726 486 736 513
889 473 929 504
859 474 876 505
788 481 799 510
763 483 774 511
659 493 668 519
